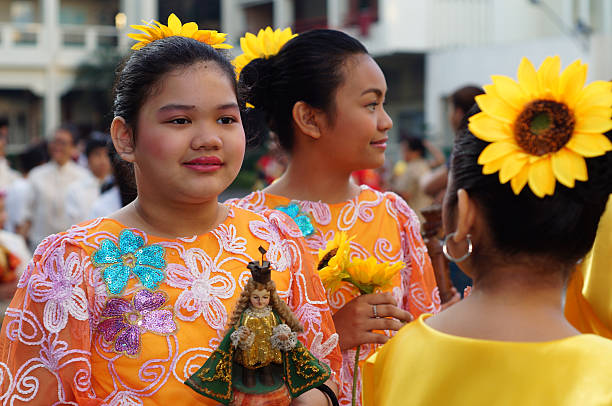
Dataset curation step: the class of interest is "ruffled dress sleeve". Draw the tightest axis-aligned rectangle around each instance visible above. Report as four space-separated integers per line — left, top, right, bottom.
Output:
388 192 441 316
260 209 343 386
0 232 100 405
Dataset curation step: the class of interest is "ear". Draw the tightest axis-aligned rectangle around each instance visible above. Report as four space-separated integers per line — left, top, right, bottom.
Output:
291 101 324 140
110 116 136 163
453 188 476 243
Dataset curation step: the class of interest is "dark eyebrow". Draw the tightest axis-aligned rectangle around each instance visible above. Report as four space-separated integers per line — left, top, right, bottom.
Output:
361 88 383 97
158 104 196 112
217 102 239 110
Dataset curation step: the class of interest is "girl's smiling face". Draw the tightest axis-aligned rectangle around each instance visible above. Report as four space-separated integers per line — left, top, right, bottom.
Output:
317 54 393 172
127 62 245 204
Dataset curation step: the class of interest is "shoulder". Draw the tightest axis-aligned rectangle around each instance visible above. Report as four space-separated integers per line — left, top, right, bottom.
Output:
225 190 273 213
228 205 302 240
66 161 90 177
28 162 52 178
382 190 421 225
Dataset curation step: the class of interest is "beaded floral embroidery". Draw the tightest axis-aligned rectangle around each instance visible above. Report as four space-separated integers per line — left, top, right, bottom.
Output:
92 229 166 295
275 202 315 237
97 289 177 357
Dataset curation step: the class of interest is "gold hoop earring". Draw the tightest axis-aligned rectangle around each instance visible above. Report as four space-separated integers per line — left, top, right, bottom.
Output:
442 232 473 263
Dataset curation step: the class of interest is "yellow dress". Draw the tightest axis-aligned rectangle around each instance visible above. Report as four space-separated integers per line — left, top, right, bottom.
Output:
0 207 341 405
565 195 612 338
363 314 612 406
229 185 440 406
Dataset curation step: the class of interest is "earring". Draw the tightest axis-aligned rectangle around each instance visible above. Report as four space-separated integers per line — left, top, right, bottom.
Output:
442 232 473 263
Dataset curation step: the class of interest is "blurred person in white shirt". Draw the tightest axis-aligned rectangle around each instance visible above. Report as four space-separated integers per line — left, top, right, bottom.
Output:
88 143 136 219
23 125 89 249
65 132 112 225
0 120 22 191
5 142 48 238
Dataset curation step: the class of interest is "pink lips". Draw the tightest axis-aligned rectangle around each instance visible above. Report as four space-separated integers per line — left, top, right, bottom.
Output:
370 137 388 150
183 156 223 172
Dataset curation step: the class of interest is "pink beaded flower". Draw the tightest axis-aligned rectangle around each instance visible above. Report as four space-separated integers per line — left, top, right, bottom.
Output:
97 289 177 357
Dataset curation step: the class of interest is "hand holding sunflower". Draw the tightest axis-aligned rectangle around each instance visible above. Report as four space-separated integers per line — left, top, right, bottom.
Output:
317 232 404 406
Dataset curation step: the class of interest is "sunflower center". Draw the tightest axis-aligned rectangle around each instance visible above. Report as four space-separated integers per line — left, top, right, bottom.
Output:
318 248 338 271
513 99 574 156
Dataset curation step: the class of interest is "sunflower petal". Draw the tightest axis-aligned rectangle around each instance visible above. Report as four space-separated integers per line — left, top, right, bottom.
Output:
474 94 518 124
167 13 182 34
499 153 528 183
490 75 529 111
574 115 612 134
528 157 555 197
478 142 520 164
566 132 612 157
468 112 514 142
510 164 530 195
517 57 539 98
575 81 612 107
559 60 587 108
551 148 588 188
482 156 506 175
574 105 612 120
180 22 198 37
212 43 233 49
537 56 561 98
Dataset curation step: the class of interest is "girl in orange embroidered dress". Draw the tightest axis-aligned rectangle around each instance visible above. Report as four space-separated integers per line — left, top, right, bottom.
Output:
227 29 440 405
0 29 341 405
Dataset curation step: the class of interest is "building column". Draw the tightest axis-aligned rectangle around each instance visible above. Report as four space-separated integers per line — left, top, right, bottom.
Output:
274 0 293 28
221 0 246 47
327 0 341 29
42 0 60 137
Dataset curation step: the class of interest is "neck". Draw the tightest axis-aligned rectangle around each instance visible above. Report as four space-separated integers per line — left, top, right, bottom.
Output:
433 262 579 341
265 149 361 203
114 195 225 239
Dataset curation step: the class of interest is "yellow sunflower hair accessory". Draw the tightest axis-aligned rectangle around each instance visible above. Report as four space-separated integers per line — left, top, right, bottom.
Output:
468 56 612 198
232 26 298 79
128 13 232 51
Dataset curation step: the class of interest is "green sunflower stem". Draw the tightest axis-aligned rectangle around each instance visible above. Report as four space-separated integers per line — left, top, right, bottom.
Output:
352 344 361 406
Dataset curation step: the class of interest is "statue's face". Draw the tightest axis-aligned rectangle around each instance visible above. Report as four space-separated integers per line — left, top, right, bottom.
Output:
250 288 270 309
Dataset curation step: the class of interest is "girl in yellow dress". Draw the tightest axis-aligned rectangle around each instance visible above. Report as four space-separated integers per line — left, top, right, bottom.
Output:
228 28 440 405
363 57 612 405
0 15 341 405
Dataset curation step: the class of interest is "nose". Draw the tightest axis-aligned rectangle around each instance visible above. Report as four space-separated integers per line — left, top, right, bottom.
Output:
378 107 393 132
191 123 222 150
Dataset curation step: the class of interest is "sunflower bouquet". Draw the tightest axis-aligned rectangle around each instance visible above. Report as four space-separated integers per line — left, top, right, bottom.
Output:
317 232 403 406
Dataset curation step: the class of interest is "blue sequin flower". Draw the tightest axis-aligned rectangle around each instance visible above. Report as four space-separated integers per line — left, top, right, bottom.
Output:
92 229 166 295
275 202 315 237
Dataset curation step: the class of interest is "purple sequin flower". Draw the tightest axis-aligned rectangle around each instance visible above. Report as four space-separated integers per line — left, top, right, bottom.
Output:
97 289 177 357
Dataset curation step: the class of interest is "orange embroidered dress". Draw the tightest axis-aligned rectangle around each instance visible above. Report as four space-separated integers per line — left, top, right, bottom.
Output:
228 185 440 406
0 206 341 405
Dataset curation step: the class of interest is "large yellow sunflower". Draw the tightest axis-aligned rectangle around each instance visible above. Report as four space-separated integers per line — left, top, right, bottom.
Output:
128 13 232 50
232 27 297 79
468 56 612 198
317 232 353 294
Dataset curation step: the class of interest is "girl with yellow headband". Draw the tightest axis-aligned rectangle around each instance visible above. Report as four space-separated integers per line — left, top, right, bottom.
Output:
0 15 341 405
228 28 440 405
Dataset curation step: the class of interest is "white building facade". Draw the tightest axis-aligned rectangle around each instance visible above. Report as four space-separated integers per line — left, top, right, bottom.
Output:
0 0 158 150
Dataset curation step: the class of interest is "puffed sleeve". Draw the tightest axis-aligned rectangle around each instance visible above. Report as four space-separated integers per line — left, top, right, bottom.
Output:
261 209 343 386
0 232 100 405
389 193 441 316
